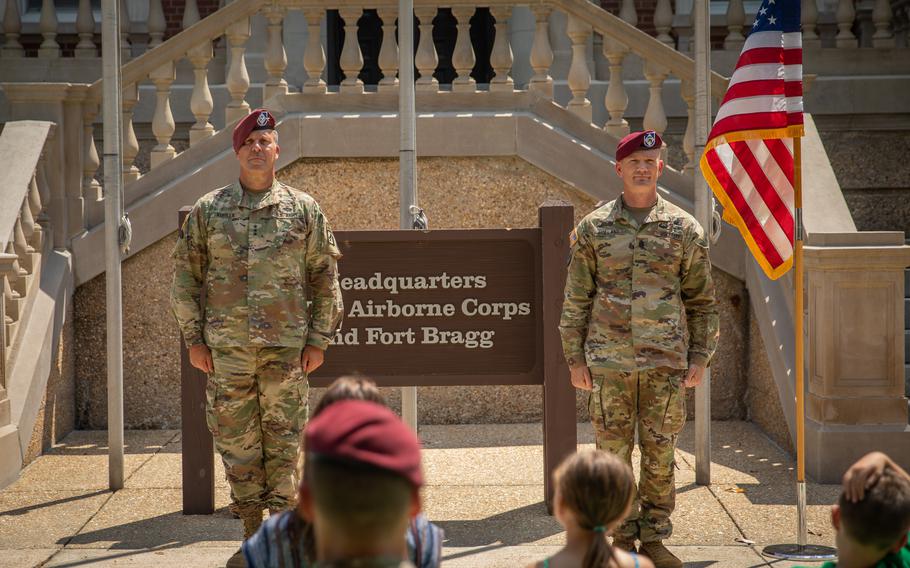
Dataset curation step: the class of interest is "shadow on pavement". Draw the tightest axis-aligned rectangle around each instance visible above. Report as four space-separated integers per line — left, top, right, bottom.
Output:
59 506 240 548
435 502 562 546
0 490 110 516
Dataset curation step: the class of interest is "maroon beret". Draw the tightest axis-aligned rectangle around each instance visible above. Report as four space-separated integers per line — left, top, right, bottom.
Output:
305 400 424 488
232 108 276 153
615 130 663 162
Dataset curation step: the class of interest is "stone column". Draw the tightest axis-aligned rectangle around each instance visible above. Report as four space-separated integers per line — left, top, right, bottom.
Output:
803 233 910 482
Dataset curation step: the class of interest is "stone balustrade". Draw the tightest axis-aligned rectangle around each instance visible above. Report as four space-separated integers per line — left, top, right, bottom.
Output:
45 0 732 199
0 121 53 402
2 0 906 231
1 0 906 62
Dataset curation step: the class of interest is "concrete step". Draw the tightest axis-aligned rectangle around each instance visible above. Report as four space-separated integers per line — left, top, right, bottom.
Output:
0 423 21 489
0 390 9 427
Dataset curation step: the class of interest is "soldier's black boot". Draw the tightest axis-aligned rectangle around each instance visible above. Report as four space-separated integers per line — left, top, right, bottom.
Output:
638 541 682 568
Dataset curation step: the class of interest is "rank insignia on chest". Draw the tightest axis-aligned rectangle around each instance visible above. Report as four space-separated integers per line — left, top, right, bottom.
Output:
670 218 684 238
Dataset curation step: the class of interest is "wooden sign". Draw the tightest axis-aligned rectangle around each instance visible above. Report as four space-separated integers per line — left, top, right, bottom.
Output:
312 229 541 386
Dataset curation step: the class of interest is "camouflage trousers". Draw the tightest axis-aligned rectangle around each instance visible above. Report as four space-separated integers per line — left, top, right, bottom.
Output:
207 346 308 516
588 366 687 543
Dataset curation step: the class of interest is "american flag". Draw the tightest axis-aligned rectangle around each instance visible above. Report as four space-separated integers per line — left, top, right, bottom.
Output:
699 0 803 280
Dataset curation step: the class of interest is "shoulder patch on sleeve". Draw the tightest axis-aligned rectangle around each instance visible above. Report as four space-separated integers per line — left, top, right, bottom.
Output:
569 228 579 247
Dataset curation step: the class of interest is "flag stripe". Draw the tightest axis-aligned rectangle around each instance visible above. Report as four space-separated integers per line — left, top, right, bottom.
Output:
706 148 786 268
724 143 793 258
764 138 795 188
740 139 794 241
715 95 788 124
724 79 786 101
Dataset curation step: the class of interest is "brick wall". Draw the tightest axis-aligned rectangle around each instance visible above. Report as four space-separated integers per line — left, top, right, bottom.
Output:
600 0 661 36
162 0 221 38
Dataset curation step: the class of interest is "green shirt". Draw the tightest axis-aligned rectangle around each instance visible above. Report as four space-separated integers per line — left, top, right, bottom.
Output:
802 535 910 568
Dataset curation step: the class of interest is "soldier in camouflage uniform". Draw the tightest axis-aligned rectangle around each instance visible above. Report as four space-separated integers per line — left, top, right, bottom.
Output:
171 109 343 547
559 130 719 568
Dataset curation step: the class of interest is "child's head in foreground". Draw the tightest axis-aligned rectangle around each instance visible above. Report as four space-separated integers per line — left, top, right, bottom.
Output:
834 466 910 559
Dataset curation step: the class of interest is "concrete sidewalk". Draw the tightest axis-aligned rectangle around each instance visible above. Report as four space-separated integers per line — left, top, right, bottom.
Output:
0 421 838 568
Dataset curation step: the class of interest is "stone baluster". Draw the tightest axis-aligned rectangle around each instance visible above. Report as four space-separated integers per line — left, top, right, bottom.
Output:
836 0 857 47
27 176 45 250
38 0 61 58
802 0 821 48
264 6 288 101
4 243 26 298
225 18 252 123
20 196 38 255
681 80 696 175
75 0 97 57
303 9 327 94
414 7 439 91
654 0 675 46
872 0 895 47
339 7 365 93
150 63 177 168
148 0 166 48
183 0 199 29
566 15 592 123
120 0 132 59
35 161 52 229
122 83 141 183
620 0 638 28
2 0 24 57
0 254 22 345
377 7 400 92
724 0 745 49
13 219 34 276
187 42 215 144
603 38 630 138
529 6 553 98
490 6 514 92
642 62 668 136
81 102 103 227
451 6 477 93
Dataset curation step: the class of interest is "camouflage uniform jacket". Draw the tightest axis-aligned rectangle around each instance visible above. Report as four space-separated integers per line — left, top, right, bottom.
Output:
171 180 343 350
559 195 719 371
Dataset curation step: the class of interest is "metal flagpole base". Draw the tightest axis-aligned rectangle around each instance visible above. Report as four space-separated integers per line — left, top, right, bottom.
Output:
762 544 837 562
762 454 832 559
762 482 836 562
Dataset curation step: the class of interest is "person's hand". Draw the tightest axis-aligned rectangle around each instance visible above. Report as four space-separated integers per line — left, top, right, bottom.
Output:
683 364 706 388
301 345 325 373
569 364 593 391
188 344 213 374
842 452 890 503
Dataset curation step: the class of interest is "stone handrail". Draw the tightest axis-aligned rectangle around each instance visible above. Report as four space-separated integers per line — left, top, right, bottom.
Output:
85 0 268 100
0 121 53 398
551 0 729 96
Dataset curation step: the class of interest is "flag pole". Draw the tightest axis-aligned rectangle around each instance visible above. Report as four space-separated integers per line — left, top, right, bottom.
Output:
794 135 807 548
399 0 418 431
762 136 835 561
